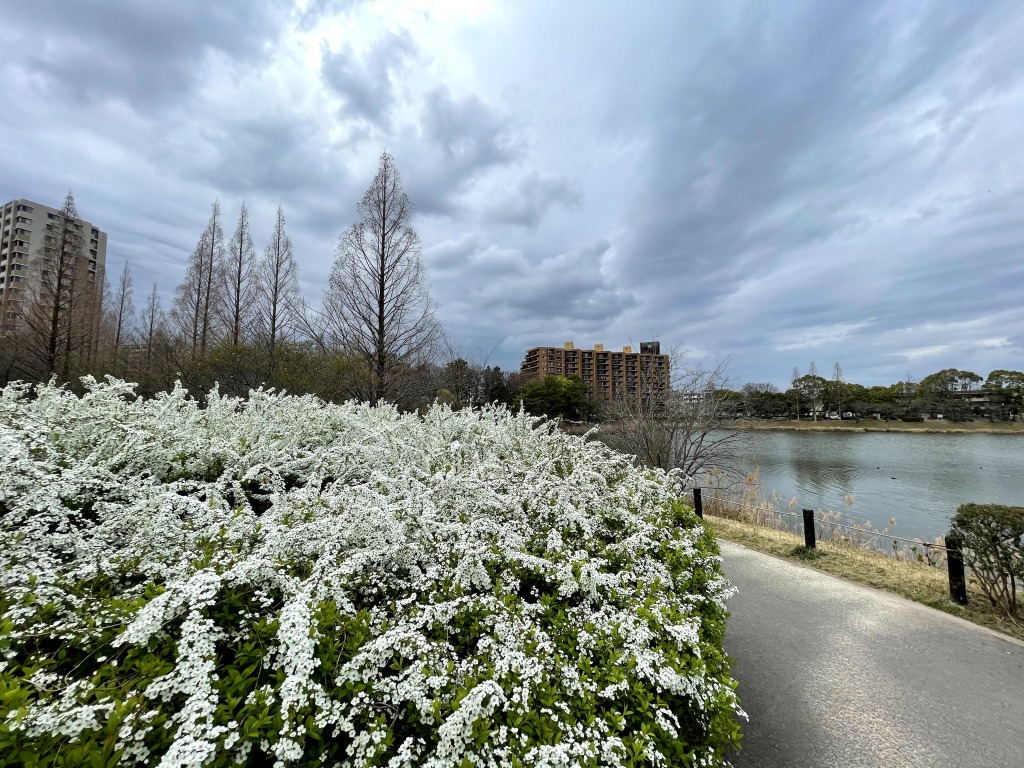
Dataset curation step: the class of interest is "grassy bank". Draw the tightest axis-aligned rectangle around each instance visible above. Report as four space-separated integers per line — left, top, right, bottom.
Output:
705 514 1024 642
730 418 1024 434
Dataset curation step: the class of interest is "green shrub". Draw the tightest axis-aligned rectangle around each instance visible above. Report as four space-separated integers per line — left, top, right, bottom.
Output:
949 503 1024 616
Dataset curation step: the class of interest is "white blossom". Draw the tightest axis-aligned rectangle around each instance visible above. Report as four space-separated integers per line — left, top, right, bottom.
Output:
0 377 741 766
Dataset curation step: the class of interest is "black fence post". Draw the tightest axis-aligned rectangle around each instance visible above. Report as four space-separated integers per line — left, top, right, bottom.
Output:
802 508 816 549
693 488 703 520
945 533 968 606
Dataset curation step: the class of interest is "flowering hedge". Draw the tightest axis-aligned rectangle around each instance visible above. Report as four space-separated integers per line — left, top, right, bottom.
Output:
0 378 742 767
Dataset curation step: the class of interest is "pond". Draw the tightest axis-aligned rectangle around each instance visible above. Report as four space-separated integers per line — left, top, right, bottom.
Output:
723 429 1024 543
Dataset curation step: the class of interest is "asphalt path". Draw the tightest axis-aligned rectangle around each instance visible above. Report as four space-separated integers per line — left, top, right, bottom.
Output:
718 540 1024 768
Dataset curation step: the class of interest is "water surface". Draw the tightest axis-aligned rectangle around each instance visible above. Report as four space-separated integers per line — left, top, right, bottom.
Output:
726 430 1024 542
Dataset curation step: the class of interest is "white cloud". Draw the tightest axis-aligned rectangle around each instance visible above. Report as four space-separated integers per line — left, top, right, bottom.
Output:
896 345 951 362
773 321 875 352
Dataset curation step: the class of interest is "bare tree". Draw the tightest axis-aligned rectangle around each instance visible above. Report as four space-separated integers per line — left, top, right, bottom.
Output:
320 151 443 405
171 231 209 357
599 347 745 481
81 264 109 370
171 202 225 357
130 282 171 394
791 365 801 420
802 361 825 421
0 319 30 386
254 206 302 360
832 361 844 418
19 191 91 379
220 202 257 346
109 261 136 374
137 283 165 356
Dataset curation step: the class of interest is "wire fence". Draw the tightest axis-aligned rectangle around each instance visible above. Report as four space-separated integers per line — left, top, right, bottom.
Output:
691 488 972 606
713 498 950 551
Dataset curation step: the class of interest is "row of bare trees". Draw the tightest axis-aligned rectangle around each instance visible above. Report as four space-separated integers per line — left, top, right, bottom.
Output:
1 153 447 407
167 203 303 366
83 200 308 398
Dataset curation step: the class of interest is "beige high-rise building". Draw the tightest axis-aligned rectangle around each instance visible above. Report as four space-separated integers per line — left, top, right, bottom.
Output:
0 198 108 330
520 341 670 401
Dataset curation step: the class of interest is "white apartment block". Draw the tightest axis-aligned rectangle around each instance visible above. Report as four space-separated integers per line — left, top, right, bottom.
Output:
0 198 108 329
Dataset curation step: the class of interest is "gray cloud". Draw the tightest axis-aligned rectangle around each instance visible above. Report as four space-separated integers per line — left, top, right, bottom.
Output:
2 1 1023 389
297 0 363 31
622 3 997 280
589 2 1024 382
196 117 336 196
484 172 583 228
0 1 288 108
426 236 637 347
402 87 523 215
321 30 417 128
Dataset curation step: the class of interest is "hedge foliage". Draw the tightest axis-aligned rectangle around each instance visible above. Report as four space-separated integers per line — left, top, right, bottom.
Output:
0 378 742 767
949 503 1024 616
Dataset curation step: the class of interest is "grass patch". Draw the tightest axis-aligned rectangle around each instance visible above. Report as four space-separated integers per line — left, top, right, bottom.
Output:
705 514 1024 643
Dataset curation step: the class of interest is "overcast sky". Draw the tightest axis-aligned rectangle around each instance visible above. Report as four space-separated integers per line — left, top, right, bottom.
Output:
2 1 1022 388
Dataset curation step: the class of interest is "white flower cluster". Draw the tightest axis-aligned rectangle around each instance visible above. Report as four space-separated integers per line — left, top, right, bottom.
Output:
0 377 741 766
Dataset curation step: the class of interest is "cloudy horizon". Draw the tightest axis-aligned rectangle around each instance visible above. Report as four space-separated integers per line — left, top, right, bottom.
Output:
2 0 1022 390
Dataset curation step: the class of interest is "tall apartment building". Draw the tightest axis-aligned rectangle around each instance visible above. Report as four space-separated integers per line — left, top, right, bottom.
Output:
0 198 108 329
520 341 670 401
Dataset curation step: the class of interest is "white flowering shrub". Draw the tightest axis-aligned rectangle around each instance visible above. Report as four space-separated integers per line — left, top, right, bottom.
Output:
1 378 742 767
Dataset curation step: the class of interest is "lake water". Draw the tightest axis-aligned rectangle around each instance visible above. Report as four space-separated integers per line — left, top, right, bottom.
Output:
723 429 1024 543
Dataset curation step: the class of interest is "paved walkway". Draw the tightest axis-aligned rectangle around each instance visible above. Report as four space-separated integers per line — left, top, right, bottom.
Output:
719 540 1024 768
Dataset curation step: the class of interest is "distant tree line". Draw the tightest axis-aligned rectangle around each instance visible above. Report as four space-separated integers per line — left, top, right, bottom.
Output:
0 154 523 411
735 362 1023 422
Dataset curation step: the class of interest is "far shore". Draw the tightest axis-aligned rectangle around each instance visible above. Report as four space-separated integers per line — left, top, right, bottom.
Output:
563 418 1024 436
728 418 1024 434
